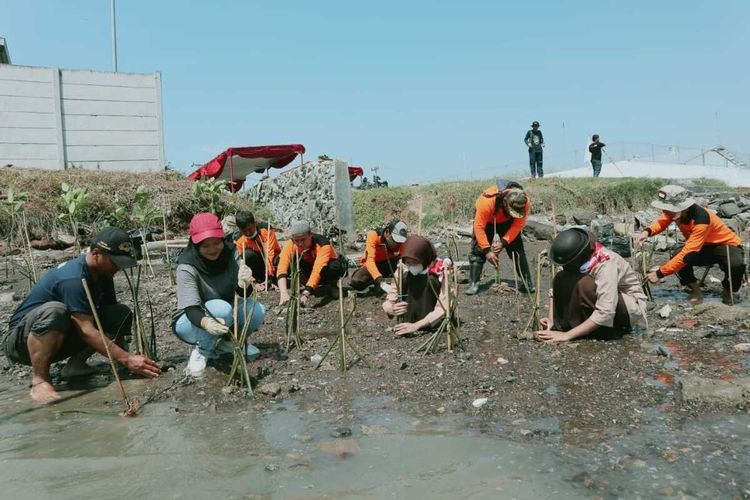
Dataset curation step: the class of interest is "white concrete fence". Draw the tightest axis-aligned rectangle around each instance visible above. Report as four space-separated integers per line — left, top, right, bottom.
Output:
0 64 164 172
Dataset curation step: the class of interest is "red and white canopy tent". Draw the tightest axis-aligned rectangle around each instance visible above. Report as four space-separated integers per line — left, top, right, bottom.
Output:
187 144 306 192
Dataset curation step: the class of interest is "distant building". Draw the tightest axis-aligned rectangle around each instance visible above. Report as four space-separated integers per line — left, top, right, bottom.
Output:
0 37 165 172
0 37 11 64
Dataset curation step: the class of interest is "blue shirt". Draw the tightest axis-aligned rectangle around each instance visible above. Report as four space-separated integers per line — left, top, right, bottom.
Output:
9 255 117 329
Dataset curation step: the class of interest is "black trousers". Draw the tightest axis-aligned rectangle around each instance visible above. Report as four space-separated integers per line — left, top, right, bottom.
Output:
244 249 280 283
672 244 745 292
349 258 400 291
299 256 348 291
469 220 533 283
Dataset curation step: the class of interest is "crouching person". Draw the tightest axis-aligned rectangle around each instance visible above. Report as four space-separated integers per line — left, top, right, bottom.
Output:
535 228 647 342
3 227 161 403
234 211 281 291
636 185 744 305
349 220 408 294
277 221 347 306
172 213 266 377
382 235 451 336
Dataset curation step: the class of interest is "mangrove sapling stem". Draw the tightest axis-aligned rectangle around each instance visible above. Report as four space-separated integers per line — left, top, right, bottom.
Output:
316 282 369 371
145 289 158 360
124 266 152 358
727 245 735 306
417 268 461 354
284 254 303 351
81 278 137 417
640 245 653 301
20 211 37 284
394 264 406 325
162 199 174 286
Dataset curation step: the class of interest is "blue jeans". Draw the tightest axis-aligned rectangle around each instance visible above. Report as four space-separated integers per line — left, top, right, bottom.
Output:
591 160 602 177
529 150 543 178
173 298 266 358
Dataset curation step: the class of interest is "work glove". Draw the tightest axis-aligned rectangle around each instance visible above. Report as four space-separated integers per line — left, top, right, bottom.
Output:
201 317 230 336
237 264 254 289
379 280 396 294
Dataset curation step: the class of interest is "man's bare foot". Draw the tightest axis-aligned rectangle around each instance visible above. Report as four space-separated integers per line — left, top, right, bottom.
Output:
30 381 62 404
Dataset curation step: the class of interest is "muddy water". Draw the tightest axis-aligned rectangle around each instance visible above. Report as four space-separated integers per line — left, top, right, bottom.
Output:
1 378 749 499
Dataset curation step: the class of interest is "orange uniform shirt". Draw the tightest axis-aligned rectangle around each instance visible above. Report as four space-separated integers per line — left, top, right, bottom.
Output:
359 229 402 280
647 204 741 276
277 233 338 290
473 185 531 251
234 226 281 275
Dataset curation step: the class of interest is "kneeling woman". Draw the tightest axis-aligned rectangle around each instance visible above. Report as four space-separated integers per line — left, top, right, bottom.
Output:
535 228 647 342
171 213 266 377
382 235 451 336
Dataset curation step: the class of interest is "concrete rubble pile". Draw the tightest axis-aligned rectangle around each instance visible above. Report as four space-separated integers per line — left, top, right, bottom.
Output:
252 158 354 237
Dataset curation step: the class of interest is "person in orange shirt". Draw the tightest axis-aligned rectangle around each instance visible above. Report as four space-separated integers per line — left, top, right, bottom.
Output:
233 212 281 291
466 180 533 295
349 220 408 293
636 185 744 305
277 221 346 306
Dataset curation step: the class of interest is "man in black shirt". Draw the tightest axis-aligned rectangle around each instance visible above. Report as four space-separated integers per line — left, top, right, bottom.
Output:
588 134 606 177
524 121 545 178
4 227 160 403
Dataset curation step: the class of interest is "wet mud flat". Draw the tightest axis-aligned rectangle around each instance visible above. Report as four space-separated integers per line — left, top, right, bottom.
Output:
1 242 750 498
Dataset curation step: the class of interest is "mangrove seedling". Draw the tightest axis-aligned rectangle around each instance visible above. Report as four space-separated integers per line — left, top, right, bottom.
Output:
59 182 89 251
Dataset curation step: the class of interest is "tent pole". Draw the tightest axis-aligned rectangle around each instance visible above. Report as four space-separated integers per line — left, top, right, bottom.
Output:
229 152 235 192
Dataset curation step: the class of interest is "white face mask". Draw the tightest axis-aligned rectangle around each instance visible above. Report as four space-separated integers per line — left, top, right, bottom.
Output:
247 231 258 239
407 264 424 275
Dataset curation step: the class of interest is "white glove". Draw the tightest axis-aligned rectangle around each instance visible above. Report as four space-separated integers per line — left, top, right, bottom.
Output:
237 264 254 289
201 317 230 336
379 281 395 294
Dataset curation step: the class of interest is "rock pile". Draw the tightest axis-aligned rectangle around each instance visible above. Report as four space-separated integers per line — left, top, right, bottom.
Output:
252 159 354 236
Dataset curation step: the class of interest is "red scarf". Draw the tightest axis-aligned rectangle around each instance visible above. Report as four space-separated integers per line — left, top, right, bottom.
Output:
579 242 610 274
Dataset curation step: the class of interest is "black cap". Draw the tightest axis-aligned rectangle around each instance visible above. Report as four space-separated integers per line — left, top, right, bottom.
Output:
91 227 137 269
532 121 540 127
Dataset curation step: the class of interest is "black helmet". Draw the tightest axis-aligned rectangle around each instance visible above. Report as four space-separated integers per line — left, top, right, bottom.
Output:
549 228 591 266
531 121 540 127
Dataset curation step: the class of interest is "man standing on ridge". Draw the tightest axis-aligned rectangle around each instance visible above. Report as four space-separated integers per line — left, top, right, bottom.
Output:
524 121 545 178
588 134 606 177
466 180 534 295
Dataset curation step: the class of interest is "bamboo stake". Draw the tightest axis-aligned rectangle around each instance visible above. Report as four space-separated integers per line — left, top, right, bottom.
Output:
81 278 137 417
264 221 271 291
727 245 735 306
139 229 156 278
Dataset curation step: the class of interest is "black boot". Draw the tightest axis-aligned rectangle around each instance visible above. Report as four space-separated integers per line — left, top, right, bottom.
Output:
465 261 483 295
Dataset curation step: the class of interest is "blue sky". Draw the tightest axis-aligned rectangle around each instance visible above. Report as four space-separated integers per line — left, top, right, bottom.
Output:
2 1 749 184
